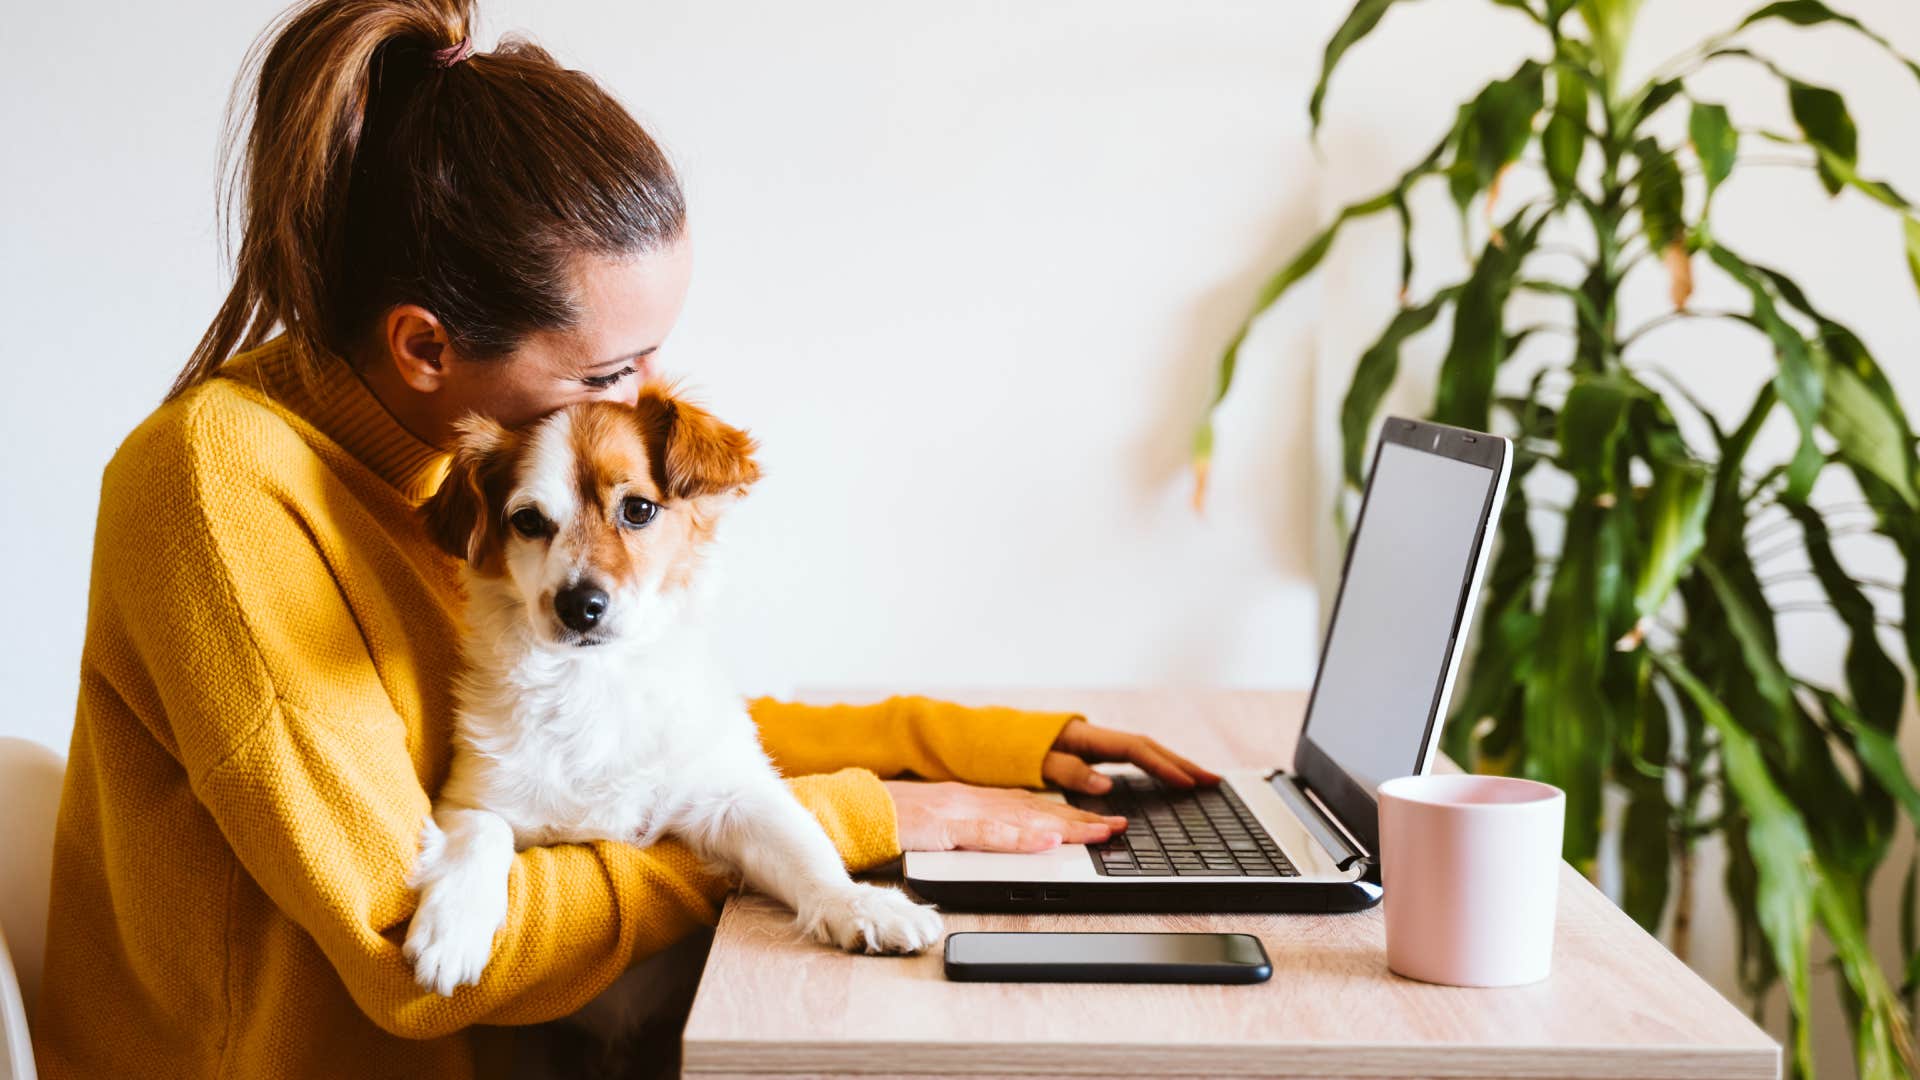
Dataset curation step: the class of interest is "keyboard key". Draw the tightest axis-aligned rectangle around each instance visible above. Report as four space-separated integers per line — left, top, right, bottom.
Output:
1068 775 1306 880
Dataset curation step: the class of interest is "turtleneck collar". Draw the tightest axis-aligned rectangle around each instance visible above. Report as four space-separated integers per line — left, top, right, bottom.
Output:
219 335 453 504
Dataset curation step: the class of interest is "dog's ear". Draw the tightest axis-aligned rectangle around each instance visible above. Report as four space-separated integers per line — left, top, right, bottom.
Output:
636 379 762 501
421 413 514 569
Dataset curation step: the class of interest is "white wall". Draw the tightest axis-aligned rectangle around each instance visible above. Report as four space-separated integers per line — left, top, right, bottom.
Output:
4 0 1917 1073
1 0 1340 744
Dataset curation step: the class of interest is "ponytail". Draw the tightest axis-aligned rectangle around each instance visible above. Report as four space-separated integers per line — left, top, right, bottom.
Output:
170 0 684 402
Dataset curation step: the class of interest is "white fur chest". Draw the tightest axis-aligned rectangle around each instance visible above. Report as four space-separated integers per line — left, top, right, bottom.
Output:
442 619 761 850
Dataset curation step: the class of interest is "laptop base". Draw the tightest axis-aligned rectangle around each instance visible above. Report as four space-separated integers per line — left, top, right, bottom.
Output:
903 875 1382 914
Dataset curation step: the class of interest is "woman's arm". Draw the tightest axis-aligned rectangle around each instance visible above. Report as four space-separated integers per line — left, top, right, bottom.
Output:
98 416 895 1038
194 704 893 1034
751 697 1232 857
747 694 1083 789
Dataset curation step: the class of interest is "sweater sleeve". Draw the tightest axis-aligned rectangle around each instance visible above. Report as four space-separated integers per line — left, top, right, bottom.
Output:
748 694 1084 790
98 413 897 1039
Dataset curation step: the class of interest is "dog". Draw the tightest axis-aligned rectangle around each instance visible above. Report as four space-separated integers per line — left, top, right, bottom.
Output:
400 379 943 1016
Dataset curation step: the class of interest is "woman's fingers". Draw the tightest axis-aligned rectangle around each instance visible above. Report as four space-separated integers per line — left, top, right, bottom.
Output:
1053 721 1225 787
888 777 1146 854
1021 798 1127 841
1149 738 1224 785
1041 750 1115 793
947 818 1063 853
945 794 1127 852
1133 744 1197 787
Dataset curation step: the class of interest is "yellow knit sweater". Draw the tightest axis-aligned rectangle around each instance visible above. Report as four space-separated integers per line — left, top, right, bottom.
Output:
32 337 1082 1079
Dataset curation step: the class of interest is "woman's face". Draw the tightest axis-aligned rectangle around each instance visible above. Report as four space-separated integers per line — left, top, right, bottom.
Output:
375 235 696 442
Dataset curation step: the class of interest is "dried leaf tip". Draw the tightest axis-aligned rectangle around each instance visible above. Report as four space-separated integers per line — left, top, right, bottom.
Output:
1664 240 1693 311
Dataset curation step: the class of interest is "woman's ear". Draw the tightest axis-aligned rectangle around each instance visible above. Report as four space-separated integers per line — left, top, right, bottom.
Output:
637 380 762 501
421 414 514 568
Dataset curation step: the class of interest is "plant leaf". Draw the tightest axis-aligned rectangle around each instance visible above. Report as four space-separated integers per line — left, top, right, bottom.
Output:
1787 503 1906 731
1632 137 1686 251
1689 100 1738 204
1310 0 1421 134
1622 78 1682 131
1855 471 1920 697
1652 651 1817 1077
1449 61 1546 218
1194 123 1459 506
1433 208 1545 430
1907 215 1920 302
1577 0 1645 81
1698 558 1794 720
1190 185 1406 498
1701 550 1885 886
1750 126 1915 212
1903 858 1918 1005
1524 494 1623 871
1634 461 1711 619
1816 691 1920 828
1544 64 1588 199
1721 260 1920 508
1559 374 1641 488
1815 323 1920 509
1738 1 1920 91
1340 288 1459 488
1706 244 1826 500
1787 79 1859 195
1620 666 1672 932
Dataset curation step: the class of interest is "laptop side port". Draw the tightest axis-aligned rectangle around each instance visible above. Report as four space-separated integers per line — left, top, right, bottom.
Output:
1007 887 1039 901
1041 887 1068 901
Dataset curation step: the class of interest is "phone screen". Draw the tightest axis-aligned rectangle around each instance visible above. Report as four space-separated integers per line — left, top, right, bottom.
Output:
946 931 1267 968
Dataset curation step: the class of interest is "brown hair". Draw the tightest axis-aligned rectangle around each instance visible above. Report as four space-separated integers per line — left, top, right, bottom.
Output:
168 0 685 402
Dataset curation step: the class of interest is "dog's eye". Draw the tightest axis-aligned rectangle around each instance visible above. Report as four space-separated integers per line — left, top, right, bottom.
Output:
620 497 659 529
509 508 548 539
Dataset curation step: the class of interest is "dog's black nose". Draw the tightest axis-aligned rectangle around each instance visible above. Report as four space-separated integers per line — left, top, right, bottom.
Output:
554 584 610 634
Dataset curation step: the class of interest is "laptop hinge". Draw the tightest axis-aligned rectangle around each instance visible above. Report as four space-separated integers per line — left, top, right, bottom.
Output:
1264 769 1372 872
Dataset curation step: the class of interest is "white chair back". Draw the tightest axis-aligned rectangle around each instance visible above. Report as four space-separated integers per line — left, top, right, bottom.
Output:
0 737 65 1080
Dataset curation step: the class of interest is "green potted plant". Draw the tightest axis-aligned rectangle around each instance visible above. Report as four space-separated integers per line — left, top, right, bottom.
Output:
1189 2 1920 1075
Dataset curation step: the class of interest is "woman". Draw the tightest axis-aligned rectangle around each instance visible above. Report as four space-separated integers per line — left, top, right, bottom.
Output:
31 1 1223 1077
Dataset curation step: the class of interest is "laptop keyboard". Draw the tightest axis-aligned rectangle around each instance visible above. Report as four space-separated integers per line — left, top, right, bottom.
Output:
1065 773 1298 877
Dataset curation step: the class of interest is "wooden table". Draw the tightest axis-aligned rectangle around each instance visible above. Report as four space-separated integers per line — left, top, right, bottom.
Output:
682 688 1779 1079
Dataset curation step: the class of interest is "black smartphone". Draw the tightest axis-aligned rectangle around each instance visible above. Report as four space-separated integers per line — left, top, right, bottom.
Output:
943 931 1272 984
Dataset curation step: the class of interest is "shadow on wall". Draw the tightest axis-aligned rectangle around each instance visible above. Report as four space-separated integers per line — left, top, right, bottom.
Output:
1133 170 1327 575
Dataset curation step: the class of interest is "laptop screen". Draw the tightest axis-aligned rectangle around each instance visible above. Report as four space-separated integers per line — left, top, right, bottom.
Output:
1294 420 1507 850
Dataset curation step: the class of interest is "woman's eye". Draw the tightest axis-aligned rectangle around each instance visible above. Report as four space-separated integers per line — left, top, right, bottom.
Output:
510 508 547 538
581 365 637 390
620 497 659 528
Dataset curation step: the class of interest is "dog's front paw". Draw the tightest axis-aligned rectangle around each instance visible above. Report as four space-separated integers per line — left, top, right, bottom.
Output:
800 883 943 955
403 880 507 996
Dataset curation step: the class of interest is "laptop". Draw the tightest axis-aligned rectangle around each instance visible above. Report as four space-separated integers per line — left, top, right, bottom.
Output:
903 416 1512 913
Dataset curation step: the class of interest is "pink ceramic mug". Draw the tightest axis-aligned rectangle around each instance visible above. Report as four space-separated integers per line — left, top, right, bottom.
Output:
1377 774 1565 987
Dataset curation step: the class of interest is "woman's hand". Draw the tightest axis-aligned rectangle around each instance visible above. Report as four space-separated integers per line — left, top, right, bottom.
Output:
883 779 1126 853
1042 717 1223 794
881 718 1225 853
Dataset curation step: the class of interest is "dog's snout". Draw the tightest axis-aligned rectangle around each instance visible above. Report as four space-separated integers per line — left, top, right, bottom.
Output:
554 584 610 634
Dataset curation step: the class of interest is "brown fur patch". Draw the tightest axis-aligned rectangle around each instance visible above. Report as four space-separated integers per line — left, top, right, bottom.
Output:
563 404 651 594
630 377 762 501
421 414 520 576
